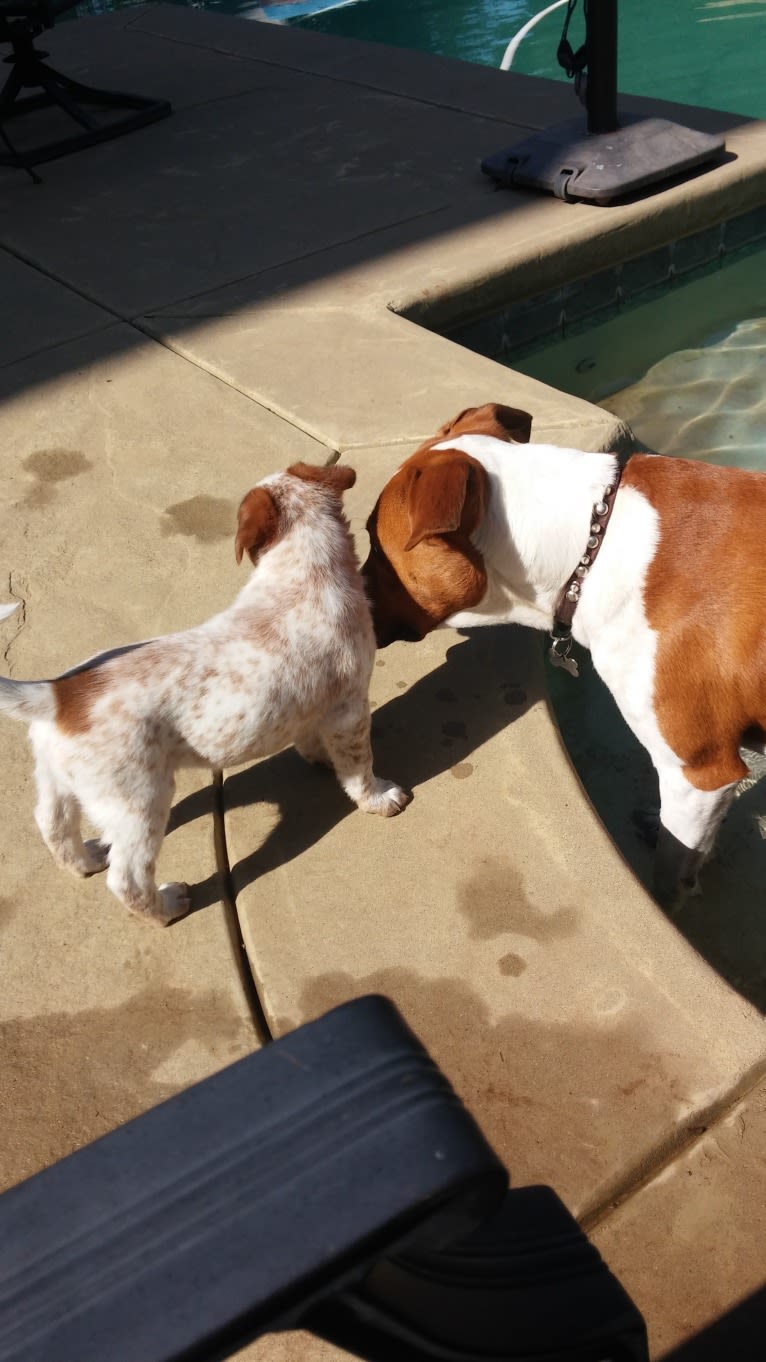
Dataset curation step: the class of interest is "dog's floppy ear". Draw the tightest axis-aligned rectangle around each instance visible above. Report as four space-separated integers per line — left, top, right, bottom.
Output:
287 462 356 495
235 486 280 566
404 454 486 551
438 403 532 443
436 407 476 437
490 404 532 443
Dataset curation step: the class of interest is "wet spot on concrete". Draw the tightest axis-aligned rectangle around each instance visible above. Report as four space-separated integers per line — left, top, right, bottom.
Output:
395 681 407 690
442 720 467 739
0 983 252 1192
376 660 385 668
19 449 91 508
451 762 473 780
436 687 457 703
458 857 579 943
22 449 91 483
20 483 53 510
619 1076 648 1098
499 952 527 977
160 495 235 543
0 896 15 930
293 967 695 1205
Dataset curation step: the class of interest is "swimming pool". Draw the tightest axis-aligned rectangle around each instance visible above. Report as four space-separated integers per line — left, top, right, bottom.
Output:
295 0 766 121
72 2 766 124
498 241 766 469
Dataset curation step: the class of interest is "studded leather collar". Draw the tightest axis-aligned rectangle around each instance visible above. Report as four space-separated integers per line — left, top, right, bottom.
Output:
553 467 622 637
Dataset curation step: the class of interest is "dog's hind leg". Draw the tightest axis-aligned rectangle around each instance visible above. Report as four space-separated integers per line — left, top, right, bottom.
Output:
652 753 743 909
30 728 108 877
99 774 190 926
318 699 412 818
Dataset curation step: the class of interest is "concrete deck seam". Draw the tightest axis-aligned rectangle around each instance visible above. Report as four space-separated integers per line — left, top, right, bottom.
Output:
0 241 124 325
2 572 26 672
132 204 448 320
0 324 118 376
131 19 545 132
579 1055 766 1233
0 241 336 457
211 769 273 1047
131 318 344 455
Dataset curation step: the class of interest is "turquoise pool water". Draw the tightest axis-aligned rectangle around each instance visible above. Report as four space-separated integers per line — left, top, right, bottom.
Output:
507 246 766 468
296 0 766 121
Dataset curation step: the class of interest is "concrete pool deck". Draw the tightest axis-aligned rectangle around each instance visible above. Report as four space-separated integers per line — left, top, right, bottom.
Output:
0 5 764 1355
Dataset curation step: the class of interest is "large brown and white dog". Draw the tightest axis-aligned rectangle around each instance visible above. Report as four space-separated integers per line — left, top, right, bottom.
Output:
0 463 410 925
362 402 766 906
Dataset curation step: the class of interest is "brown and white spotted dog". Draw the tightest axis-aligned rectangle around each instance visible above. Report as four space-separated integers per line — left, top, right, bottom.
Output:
0 463 410 925
362 402 766 908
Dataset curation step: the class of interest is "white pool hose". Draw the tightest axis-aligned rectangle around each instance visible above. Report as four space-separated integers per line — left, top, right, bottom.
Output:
500 0 571 71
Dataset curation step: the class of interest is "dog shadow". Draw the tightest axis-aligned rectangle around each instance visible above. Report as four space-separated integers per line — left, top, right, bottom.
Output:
170 629 766 1012
550 646 766 1014
170 626 539 904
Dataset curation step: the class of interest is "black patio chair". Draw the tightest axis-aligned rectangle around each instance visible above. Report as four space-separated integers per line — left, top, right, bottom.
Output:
0 995 649 1361
0 0 170 173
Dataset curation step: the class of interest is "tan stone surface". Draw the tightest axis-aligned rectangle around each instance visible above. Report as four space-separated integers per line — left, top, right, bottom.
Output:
0 324 324 1191
0 9 765 1352
224 446 766 1222
592 1078 766 1358
237 1331 353 1362
145 278 630 452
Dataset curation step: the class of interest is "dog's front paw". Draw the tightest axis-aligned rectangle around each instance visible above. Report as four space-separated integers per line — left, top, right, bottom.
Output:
364 778 413 818
157 881 192 925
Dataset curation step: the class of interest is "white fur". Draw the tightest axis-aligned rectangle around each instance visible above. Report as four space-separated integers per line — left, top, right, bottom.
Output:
0 470 410 925
436 436 733 900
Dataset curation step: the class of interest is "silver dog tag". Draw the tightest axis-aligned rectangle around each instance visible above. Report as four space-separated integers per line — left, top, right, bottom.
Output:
548 637 580 678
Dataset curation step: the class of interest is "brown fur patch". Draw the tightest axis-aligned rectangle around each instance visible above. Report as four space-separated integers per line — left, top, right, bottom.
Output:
287 462 356 495
360 404 528 644
54 668 108 736
435 402 532 445
403 452 487 550
363 449 488 645
624 453 766 790
235 486 280 566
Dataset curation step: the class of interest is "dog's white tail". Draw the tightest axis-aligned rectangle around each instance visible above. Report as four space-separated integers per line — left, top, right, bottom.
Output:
0 676 56 722
0 603 55 720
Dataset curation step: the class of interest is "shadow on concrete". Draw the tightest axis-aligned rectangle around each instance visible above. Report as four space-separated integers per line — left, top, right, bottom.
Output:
0 980 249 1192
549 644 766 1015
274 964 721 1224
0 7 755 398
210 627 538 898
168 616 766 1013
661 1286 766 1362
